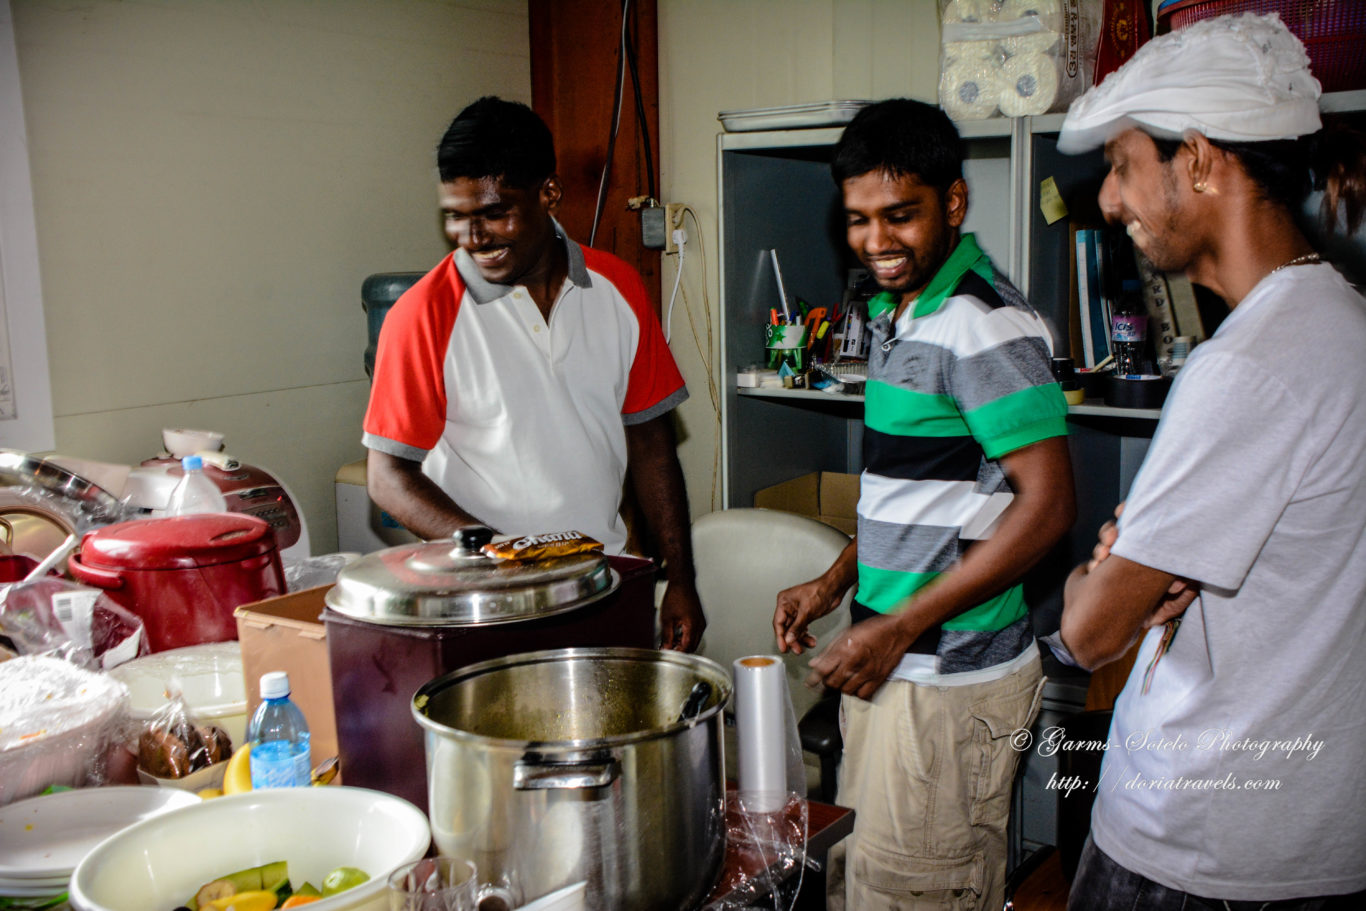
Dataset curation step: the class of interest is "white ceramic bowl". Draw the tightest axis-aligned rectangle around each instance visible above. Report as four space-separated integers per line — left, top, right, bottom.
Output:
162 428 225 459
69 787 430 911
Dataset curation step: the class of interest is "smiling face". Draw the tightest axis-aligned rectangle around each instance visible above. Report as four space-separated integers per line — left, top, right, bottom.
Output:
439 174 562 286
841 169 966 312
1099 129 1193 273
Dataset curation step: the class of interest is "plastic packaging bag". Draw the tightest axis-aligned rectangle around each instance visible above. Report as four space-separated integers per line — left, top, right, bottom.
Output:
703 792 813 911
0 654 130 805
938 0 1101 121
0 576 148 670
283 551 360 592
135 687 233 786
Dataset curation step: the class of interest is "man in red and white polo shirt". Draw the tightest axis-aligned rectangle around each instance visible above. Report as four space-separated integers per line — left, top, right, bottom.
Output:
363 96 704 651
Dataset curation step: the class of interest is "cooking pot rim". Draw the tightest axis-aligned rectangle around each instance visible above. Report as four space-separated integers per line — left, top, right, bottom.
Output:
411 646 733 749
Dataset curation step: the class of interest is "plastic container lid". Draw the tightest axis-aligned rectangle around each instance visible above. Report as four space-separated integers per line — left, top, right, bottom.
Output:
108 642 247 724
260 670 290 700
181 455 204 471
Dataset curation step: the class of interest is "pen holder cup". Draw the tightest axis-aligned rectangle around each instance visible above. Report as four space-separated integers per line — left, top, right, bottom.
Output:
765 324 809 370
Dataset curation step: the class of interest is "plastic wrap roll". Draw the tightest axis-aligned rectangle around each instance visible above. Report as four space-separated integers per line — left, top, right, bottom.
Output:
941 57 1000 121
998 52 1059 117
733 655 802 814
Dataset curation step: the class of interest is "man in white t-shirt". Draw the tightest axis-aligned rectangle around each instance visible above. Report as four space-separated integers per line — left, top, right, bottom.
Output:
363 97 705 651
1057 14 1366 910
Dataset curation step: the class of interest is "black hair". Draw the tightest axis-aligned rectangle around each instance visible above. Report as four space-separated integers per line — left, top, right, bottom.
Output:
831 98 965 194
437 96 556 188
1153 123 1366 234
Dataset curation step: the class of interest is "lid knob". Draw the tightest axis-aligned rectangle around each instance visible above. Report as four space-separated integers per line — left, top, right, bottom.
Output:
454 525 495 554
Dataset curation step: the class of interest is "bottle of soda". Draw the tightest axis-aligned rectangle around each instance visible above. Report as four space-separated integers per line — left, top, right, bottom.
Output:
1111 279 1149 375
248 671 311 788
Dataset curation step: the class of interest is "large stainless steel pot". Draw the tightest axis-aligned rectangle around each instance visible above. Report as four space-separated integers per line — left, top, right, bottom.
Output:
413 647 731 911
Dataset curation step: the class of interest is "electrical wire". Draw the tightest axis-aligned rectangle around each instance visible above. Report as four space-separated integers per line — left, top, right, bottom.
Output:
664 206 723 510
621 1 656 202
589 0 630 246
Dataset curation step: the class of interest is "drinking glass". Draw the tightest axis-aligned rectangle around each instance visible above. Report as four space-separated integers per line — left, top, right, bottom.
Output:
386 857 478 911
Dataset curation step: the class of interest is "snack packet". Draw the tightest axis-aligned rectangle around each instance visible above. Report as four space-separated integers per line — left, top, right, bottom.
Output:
481 531 604 563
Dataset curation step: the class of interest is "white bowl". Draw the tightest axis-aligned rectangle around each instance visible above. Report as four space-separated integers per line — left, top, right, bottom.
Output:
161 428 225 459
108 642 248 748
69 787 430 911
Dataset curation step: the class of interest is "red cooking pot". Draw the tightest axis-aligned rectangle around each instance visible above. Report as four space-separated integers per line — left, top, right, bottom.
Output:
68 514 285 652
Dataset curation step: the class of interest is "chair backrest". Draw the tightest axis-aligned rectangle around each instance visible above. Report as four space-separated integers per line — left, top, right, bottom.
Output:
692 507 853 719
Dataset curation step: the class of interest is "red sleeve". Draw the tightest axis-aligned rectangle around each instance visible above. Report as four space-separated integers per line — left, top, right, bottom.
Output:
581 248 686 417
362 256 462 453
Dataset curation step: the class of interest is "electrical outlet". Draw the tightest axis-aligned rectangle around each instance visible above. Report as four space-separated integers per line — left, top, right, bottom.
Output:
663 203 686 254
640 206 667 249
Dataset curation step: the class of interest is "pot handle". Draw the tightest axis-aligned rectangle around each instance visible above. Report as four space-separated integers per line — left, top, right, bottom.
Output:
65 553 126 590
513 757 620 791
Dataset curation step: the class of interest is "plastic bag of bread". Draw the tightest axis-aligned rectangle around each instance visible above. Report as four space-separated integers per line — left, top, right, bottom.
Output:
136 687 232 782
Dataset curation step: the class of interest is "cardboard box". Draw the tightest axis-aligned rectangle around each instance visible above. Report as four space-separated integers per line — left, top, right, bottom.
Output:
753 472 860 536
234 587 339 774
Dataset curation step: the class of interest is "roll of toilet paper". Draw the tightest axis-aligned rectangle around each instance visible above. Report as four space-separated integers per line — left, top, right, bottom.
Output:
733 655 803 814
941 0 995 25
1004 29 1060 56
999 0 1062 32
943 38 1003 66
941 57 1000 121
997 0 1062 55
998 52 1059 117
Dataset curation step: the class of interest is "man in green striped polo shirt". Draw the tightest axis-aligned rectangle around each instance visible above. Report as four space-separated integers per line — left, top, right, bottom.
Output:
774 98 1075 910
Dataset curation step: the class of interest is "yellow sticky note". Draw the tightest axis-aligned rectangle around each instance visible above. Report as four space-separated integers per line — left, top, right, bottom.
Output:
1039 176 1068 225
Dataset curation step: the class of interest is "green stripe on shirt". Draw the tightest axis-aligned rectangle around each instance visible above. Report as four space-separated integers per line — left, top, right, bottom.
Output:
964 384 1070 459
865 380 969 437
856 562 1029 632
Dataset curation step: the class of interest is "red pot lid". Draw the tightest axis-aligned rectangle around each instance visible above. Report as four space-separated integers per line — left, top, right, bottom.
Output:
78 514 277 570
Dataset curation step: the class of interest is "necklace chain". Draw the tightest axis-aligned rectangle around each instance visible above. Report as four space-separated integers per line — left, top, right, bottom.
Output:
1270 252 1321 274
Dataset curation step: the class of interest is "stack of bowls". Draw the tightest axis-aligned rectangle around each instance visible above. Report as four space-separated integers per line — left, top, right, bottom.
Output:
0 787 200 905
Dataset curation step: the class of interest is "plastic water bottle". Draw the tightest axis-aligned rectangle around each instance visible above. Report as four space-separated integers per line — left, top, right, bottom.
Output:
166 455 228 515
248 671 312 788
1110 279 1149 376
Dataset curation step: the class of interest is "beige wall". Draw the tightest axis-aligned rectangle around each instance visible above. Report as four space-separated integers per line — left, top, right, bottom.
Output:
11 0 530 553
657 0 942 518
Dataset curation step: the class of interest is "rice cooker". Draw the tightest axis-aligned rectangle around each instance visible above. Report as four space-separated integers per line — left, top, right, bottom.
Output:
67 514 286 652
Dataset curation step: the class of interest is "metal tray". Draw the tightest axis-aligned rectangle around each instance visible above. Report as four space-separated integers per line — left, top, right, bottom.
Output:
718 100 871 132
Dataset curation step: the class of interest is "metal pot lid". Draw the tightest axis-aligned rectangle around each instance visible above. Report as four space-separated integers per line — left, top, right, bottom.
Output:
324 526 618 626
0 449 126 531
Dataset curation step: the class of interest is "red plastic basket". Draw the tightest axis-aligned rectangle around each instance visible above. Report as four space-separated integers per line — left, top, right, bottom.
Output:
1157 0 1366 93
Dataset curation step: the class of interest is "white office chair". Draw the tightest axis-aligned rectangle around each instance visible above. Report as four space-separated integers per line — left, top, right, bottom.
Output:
692 507 854 799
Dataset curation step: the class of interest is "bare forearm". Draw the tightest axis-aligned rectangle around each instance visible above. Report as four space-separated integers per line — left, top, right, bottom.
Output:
818 538 860 601
624 416 695 585
1061 553 1177 670
366 450 491 541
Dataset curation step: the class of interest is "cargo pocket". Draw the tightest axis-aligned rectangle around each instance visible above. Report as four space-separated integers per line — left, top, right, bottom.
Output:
968 671 1046 829
850 841 984 910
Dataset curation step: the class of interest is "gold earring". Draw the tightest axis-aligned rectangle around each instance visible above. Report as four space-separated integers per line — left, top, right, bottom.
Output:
1193 181 1207 193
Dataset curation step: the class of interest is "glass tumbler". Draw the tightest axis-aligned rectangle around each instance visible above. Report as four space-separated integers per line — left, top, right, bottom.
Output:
386 857 478 911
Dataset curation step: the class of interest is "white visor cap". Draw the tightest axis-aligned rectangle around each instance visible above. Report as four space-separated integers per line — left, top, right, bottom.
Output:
1057 12 1321 154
